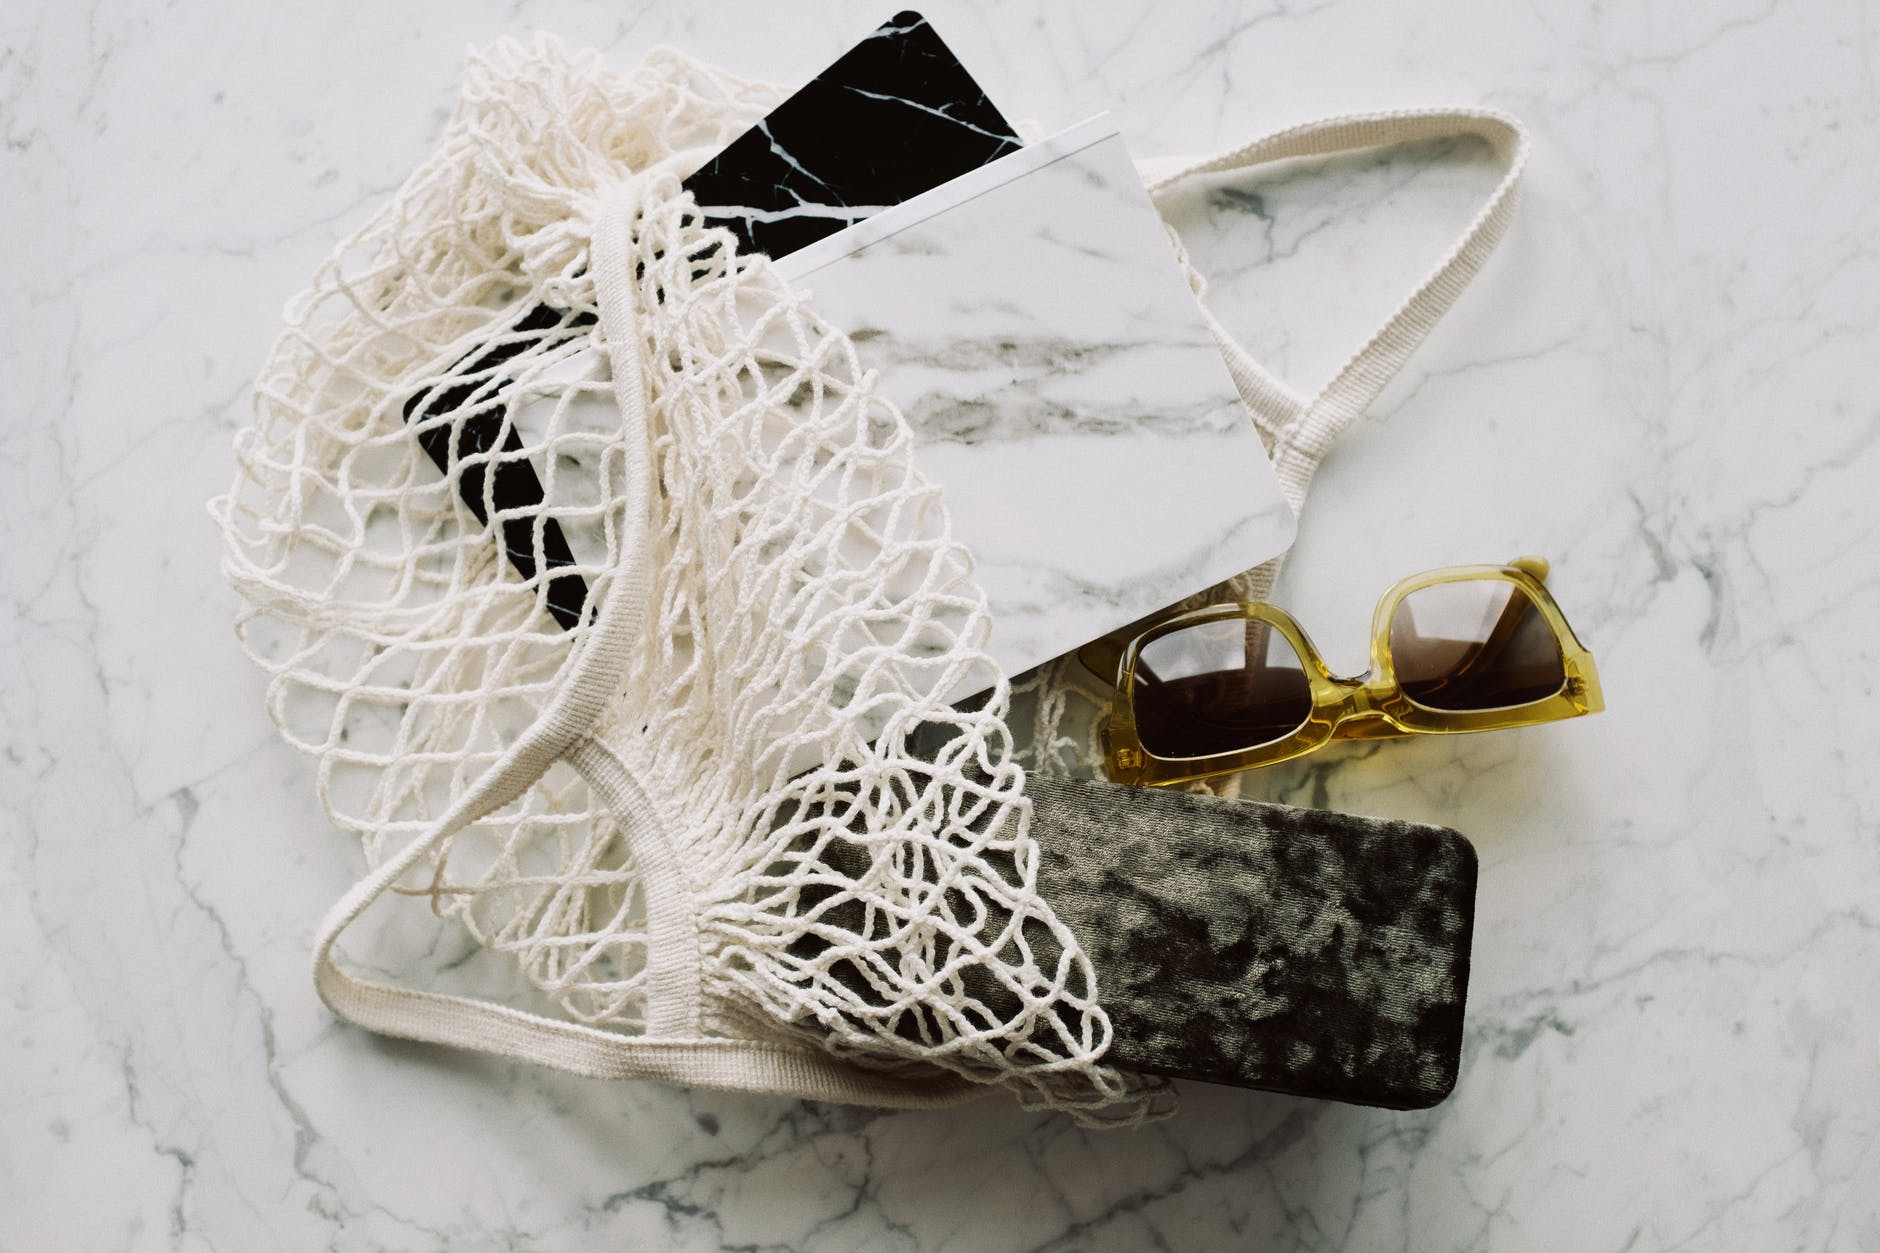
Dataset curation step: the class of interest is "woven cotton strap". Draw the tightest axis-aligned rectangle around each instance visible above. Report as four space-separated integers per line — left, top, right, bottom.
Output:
1147 108 1529 600
1012 108 1529 779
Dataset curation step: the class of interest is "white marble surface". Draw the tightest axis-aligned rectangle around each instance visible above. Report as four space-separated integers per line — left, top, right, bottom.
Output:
777 115 1292 685
5 1 1878 1249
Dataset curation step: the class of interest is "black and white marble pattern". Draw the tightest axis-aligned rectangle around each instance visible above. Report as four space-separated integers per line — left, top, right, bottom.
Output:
684 11 1022 260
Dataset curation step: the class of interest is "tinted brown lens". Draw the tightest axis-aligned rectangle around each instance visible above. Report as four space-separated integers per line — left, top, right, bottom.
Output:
1389 580 1566 711
1132 618 1313 758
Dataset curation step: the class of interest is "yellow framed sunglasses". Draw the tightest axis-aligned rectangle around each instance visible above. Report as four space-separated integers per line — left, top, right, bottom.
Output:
1084 557 1605 788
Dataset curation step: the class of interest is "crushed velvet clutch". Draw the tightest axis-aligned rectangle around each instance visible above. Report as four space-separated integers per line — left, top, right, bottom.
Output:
1024 774 1478 1110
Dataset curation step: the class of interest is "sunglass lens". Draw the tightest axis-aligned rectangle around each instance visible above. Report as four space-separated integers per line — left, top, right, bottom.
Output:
1388 579 1566 711
1132 618 1313 758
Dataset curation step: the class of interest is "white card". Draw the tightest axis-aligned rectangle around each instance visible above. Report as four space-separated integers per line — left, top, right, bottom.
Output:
774 115 1294 683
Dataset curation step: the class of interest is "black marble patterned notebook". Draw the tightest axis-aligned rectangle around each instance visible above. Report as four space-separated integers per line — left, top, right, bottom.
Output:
685 11 1023 260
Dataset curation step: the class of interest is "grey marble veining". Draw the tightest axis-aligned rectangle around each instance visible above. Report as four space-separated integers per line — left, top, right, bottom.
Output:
776 117 1295 687
7 2 1880 1250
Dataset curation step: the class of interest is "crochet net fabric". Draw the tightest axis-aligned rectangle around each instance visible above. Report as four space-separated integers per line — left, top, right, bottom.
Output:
213 37 1161 1121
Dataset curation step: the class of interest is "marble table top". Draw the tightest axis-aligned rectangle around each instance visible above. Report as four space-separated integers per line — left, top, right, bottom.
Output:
5 1 1877 1250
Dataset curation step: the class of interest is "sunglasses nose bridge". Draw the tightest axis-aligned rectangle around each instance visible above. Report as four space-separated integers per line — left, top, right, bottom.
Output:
1343 679 1395 717
1321 676 1412 742
1325 669 1393 704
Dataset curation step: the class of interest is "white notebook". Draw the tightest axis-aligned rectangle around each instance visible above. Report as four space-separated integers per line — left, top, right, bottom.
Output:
514 115 1292 696
773 114 1294 681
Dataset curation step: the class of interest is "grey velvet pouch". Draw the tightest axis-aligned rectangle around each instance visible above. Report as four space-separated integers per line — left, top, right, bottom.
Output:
802 767 1477 1111
1024 774 1478 1110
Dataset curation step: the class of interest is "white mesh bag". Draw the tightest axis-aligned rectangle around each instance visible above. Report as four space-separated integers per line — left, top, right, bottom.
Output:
213 37 1161 1121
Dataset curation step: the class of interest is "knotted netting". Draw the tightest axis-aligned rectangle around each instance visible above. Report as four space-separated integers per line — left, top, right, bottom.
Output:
212 35 1160 1121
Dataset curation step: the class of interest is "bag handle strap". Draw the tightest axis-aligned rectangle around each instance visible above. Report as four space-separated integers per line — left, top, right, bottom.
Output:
1146 108 1530 515
312 729 977 1106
